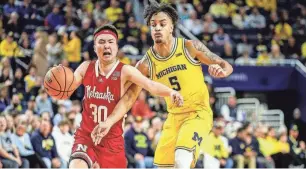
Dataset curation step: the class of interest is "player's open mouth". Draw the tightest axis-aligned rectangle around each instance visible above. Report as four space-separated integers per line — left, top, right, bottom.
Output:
154 33 162 37
103 52 111 56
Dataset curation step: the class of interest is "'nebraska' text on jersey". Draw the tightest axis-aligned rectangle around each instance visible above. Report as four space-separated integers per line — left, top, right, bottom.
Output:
78 60 124 139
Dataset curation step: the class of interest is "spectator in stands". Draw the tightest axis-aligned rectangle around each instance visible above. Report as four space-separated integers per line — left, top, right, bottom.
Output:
209 0 229 18
92 2 105 21
213 27 231 47
132 90 155 119
230 127 248 168
147 116 163 151
29 115 40 133
235 50 256 65
123 17 142 52
105 0 123 22
232 7 249 29
256 47 271 65
288 124 306 167
246 8 266 29
269 44 285 64
11 117 46 168
78 17 94 46
6 12 23 37
125 116 154 168
35 88 53 117
53 104 66 126
16 0 38 20
183 11 203 36
203 121 233 168
220 96 244 121
3 93 22 115
236 34 253 56
0 67 13 90
221 42 237 61
0 115 29 168
18 37 33 59
292 16 306 36
275 21 292 41
31 120 61 168
63 31 81 70
46 33 63 67
176 0 195 20
291 108 306 142
52 120 73 168
31 28 48 77
3 0 18 17
0 87 10 112
283 37 301 59
202 13 218 34
267 11 279 31
256 126 276 168
11 68 25 96
0 31 20 57
45 4 65 31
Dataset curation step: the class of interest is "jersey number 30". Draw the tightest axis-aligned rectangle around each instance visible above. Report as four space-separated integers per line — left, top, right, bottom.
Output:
90 104 108 123
169 76 181 91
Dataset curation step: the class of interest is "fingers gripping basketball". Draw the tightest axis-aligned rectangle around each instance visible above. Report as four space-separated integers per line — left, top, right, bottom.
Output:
44 65 76 100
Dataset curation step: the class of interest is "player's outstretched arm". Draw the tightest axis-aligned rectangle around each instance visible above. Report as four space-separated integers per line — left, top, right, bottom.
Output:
185 40 233 78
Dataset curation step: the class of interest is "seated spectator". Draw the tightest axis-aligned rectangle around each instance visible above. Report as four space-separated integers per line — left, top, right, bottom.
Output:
0 115 29 168
235 50 256 65
232 7 249 29
236 34 253 56
31 120 61 168
202 14 218 34
269 44 285 64
24 65 38 93
256 126 276 168
46 33 63 67
256 47 271 65
203 121 233 168
183 11 203 36
221 42 237 61
6 12 23 36
52 120 74 168
35 88 53 117
230 127 247 168
209 0 229 18
147 116 163 151
0 87 10 112
220 96 244 121
288 125 306 167
301 41 306 64
3 0 18 17
45 4 65 31
176 0 195 21
125 116 154 168
53 104 67 126
105 0 123 22
11 68 25 96
275 20 292 40
213 27 231 47
283 37 301 59
3 94 23 115
0 32 20 57
246 8 266 29
11 117 46 168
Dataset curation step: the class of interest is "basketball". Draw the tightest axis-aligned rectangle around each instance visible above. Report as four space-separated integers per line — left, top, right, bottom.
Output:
44 65 76 100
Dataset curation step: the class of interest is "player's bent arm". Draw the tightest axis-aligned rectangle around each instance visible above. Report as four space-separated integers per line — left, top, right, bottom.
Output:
102 57 150 126
185 40 233 77
72 61 90 89
122 65 174 97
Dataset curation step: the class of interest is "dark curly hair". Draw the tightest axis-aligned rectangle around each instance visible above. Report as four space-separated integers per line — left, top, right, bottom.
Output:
144 0 179 27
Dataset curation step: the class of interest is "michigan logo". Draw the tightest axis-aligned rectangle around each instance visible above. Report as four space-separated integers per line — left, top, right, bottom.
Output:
192 132 203 146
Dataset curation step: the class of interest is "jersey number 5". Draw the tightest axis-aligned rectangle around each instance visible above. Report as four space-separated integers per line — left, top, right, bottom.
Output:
90 104 108 123
169 76 181 91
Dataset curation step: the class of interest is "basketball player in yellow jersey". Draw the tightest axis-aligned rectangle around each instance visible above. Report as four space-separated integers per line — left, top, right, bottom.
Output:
91 2 233 168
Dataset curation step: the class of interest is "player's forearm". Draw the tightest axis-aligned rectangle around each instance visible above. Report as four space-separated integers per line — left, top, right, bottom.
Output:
218 60 233 77
106 84 143 126
147 81 173 97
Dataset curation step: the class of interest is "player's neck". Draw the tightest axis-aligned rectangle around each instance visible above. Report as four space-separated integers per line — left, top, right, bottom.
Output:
98 59 118 76
153 36 175 58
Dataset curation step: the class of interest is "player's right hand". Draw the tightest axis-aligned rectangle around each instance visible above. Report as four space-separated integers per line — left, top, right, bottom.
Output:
91 120 113 145
170 90 183 107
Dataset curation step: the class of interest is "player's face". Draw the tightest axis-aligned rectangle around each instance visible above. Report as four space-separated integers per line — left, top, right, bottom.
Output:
150 12 174 44
94 34 118 63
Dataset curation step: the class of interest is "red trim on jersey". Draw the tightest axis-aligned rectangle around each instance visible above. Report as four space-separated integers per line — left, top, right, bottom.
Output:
94 30 118 41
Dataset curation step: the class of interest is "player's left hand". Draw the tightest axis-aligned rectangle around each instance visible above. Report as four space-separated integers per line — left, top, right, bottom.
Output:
91 120 113 145
208 64 228 78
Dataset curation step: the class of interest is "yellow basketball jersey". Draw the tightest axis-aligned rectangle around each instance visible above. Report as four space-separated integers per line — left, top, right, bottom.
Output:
146 38 212 115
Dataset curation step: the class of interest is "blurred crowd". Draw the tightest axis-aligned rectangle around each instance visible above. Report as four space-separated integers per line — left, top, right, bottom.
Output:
0 0 305 168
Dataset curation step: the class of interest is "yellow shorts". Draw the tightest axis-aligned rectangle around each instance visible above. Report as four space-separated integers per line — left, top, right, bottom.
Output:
153 111 213 168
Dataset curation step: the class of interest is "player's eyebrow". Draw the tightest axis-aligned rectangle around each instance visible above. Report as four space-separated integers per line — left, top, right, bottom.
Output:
151 19 167 23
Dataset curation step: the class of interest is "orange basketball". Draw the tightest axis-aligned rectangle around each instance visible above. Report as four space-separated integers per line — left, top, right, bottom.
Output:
44 65 76 100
